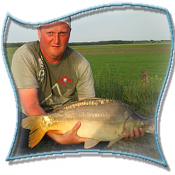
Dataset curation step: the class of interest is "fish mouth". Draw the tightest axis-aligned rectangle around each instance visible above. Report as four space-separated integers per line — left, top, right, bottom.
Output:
145 125 155 134
142 119 155 134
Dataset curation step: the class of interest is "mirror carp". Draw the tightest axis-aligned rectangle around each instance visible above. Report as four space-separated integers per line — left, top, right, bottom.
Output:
22 98 154 149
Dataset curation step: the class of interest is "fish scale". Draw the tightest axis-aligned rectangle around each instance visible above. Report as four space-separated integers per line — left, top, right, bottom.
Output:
22 98 154 149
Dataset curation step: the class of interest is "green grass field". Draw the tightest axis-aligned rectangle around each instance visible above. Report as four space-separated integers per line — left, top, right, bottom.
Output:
71 43 171 82
85 53 169 82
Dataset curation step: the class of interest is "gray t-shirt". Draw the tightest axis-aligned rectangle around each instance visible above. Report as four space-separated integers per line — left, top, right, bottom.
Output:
11 41 95 115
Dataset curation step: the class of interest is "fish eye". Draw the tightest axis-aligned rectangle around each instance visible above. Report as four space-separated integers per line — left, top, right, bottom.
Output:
141 121 145 126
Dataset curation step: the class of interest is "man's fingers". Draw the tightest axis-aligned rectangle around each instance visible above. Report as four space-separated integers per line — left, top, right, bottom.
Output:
71 122 81 133
139 128 144 137
78 137 86 143
123 134 129 142
123 127 144 142
71 122 86 142
133 127 140 139
129 130 134 141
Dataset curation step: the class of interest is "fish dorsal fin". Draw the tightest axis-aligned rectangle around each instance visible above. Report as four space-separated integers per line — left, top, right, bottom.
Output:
84 138 100 149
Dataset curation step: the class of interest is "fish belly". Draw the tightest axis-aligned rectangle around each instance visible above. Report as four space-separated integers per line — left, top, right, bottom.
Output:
49 119 124 142
79 121 124 141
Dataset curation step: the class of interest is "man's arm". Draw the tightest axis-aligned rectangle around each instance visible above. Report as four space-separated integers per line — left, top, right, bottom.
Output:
47 122 86 145
18 88 85 144
18 88 46 116
78 97 85 101
78 97 96 101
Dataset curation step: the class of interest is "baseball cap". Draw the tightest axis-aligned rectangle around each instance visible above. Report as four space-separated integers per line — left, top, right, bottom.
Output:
38 17 71 28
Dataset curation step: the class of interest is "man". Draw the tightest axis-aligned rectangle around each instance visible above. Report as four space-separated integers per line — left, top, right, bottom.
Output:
11 18 144 156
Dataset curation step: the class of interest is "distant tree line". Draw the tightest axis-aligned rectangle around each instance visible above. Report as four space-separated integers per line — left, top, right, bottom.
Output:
68 40 171 46
68 40 135 46
4 42 26 48
4 40 171 48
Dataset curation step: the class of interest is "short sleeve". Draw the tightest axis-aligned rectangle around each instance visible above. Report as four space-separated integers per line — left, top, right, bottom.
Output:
11 45 39 89
76 57 95 98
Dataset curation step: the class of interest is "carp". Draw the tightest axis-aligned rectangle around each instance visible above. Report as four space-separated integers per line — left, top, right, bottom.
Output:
22 98 154 149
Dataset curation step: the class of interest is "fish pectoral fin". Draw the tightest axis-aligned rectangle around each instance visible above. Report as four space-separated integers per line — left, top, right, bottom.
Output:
84 138 100 149
108 135 125 148
48 130 64 135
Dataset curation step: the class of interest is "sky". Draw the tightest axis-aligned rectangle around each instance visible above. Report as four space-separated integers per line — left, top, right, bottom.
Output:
4 7 171 43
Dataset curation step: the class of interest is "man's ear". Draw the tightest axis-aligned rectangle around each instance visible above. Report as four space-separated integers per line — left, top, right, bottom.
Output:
37 27 41 40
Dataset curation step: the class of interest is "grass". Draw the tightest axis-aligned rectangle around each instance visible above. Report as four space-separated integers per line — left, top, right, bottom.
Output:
84 53 170 83
92 66 163 117
3 47 18 66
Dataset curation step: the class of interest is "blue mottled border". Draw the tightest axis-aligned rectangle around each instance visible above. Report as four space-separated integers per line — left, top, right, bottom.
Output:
1 3 174 171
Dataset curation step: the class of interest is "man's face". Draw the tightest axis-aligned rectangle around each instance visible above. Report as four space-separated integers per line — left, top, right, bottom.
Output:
38 21 71 63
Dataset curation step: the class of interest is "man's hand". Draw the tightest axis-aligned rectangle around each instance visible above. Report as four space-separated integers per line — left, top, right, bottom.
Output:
123 127 144 142
47 122 86 145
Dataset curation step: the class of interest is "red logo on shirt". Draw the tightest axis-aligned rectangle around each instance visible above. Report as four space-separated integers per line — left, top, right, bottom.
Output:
58 76 72 85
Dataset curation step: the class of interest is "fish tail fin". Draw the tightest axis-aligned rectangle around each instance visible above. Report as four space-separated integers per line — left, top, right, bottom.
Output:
22 116 46 148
